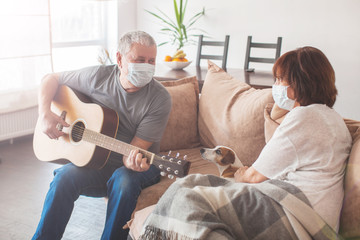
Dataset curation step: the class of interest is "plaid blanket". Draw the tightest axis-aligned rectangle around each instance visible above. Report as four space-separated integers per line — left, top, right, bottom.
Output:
139 174 342 240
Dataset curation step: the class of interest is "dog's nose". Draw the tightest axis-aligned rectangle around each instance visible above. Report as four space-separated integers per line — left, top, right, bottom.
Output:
200 149 205 154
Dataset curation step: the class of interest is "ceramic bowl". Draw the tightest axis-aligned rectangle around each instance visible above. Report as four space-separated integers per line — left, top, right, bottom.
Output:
163 60 192 70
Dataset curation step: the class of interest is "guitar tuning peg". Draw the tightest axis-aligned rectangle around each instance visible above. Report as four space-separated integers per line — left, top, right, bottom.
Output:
168 174 174 179
160 171 166 177
183 155 187 160
168 150 172 156
175 152 180 158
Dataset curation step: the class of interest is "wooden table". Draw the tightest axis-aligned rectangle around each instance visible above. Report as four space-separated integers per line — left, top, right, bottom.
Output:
154 64 275 91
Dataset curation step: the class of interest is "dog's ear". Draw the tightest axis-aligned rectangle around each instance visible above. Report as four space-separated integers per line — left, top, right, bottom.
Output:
221 149 235 165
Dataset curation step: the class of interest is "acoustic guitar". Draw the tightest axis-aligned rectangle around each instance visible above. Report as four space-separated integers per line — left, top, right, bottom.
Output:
33 85 191 178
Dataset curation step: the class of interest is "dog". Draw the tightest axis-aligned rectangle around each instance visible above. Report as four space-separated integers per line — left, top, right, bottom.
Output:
200 146 243 181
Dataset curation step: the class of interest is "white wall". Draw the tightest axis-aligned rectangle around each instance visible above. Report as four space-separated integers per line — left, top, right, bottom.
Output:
117 0 137 39
133 0 360 120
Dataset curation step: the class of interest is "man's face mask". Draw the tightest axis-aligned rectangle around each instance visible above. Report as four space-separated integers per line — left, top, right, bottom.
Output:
272 84 295 111
127 63 155 87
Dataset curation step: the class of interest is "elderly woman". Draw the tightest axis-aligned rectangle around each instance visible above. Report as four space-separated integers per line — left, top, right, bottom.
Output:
139 47 352 240
235 46 352 231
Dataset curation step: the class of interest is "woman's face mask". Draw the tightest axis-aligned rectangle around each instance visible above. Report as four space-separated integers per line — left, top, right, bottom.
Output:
272 84 295 111
127 63 155 88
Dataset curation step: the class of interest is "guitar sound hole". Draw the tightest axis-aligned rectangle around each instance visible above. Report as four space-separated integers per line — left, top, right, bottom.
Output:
71 121 85 143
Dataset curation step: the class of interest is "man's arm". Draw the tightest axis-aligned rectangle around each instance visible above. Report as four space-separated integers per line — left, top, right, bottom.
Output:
234 166 269 183
123 136 153 172
38 73 69 139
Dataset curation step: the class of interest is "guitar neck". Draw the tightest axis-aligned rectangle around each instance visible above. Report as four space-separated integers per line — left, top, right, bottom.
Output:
82 128 155 163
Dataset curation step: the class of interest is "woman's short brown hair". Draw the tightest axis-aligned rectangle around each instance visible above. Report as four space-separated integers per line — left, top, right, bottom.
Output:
273 46 337 107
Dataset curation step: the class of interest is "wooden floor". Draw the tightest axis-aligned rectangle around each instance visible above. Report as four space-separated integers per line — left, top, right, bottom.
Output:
0 135 106 240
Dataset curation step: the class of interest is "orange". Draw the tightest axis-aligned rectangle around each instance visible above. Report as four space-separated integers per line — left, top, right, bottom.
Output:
164 55 172 62
172 58 181 62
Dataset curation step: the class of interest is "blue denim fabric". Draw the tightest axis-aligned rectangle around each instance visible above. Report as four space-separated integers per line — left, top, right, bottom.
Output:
32 162 160 240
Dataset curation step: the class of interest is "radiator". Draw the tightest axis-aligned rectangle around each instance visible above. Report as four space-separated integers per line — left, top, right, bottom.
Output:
0 106 38 142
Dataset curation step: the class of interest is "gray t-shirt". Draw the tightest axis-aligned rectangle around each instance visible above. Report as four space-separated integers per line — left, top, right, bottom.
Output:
252 104 352 230
59 64 172 164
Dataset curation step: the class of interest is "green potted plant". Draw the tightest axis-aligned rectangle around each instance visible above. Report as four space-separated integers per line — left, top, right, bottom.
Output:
146 0 205 63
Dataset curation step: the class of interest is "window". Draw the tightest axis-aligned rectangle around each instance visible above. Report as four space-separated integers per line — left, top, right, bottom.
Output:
50 0 118 72
0 0 52 93
0 0 117 94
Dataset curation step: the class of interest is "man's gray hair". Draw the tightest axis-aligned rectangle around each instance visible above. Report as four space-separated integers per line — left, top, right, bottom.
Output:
118 31 156 55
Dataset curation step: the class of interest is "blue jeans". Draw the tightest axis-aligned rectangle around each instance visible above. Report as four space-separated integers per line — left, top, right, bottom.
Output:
32 162 160 240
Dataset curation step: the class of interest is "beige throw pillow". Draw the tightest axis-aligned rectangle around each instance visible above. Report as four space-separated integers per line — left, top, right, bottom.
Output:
160 76 201 152
264 103 288 143
198 61 274 166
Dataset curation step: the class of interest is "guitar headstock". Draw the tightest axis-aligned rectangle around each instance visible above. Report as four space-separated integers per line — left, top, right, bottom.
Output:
152 151 191 178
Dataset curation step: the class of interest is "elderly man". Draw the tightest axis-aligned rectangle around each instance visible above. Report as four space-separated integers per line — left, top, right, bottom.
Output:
32 31 172 240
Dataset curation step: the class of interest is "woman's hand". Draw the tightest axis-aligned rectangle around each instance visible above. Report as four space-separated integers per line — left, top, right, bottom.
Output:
123 149 150 172
234 166 269 183
234 166 249 182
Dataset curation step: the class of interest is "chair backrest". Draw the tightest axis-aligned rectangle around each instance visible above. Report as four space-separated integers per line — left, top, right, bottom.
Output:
244 36 282 71
196 35 230 70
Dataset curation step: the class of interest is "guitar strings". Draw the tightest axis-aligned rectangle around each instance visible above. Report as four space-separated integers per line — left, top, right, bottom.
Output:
69 125 109 142
66 124 155 158
65 125 182 175
69 125 134 156
67 125 86 140
66 125 113 146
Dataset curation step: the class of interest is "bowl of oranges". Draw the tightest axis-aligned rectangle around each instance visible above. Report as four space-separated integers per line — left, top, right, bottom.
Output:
163 50 192 70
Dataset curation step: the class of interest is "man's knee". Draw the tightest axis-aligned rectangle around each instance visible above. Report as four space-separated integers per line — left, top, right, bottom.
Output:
107 168 142 197
51 164 82 191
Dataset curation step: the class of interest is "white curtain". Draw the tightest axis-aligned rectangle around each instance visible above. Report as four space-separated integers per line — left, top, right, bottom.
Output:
0 0 53 112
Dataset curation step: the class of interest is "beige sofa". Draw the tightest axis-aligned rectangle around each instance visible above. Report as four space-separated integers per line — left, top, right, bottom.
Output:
127 61 360 239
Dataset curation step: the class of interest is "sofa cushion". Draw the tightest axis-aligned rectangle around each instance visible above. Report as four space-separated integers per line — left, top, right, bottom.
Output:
160 76 201 152
340 119 360 238
198 61 274 166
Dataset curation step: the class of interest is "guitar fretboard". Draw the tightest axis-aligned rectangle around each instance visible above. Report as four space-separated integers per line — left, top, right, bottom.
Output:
81 128 155 163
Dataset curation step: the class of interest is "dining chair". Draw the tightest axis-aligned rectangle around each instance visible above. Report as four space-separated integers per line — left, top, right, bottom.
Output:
196 35 230 70
244 36 282 71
